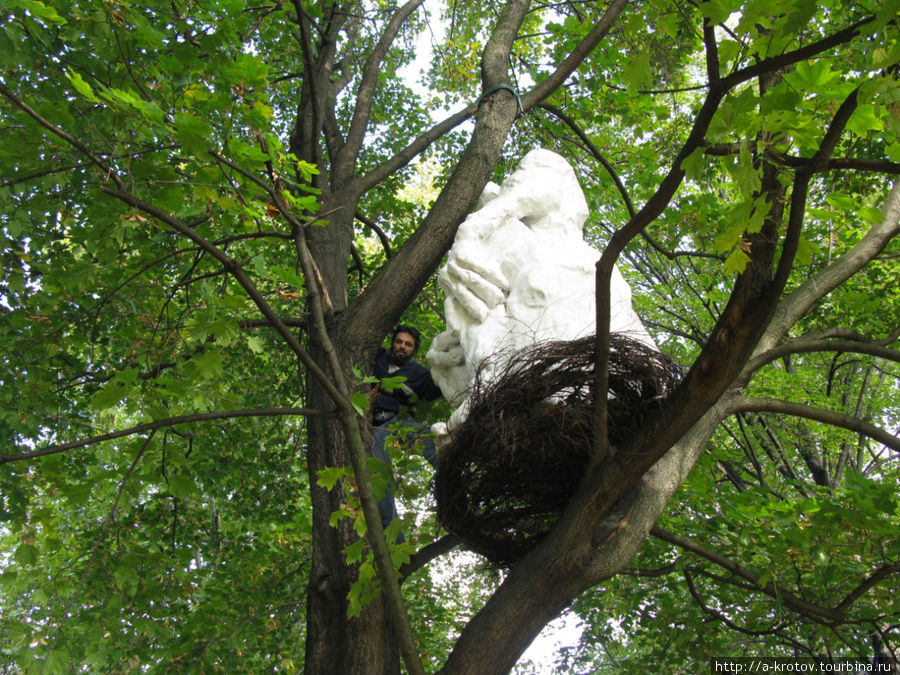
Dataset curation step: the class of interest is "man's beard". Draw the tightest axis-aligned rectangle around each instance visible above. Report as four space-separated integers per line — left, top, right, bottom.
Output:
389 349 413 367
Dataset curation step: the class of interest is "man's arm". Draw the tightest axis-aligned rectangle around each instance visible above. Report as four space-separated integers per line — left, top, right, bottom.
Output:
409 363 443 402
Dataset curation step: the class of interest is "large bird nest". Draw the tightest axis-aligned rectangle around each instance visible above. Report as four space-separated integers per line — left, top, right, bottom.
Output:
434 333 682 567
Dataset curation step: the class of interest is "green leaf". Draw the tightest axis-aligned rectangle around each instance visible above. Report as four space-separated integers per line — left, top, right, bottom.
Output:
316 466 348 491
167 473 196 498
622 46 652 94
810 547 830 568
795 237 818 265
273 265 303 288
295 159 320 182
680 147 705 179
887 141 900 163
350 391 370 415
253 100 273 120
730 146 762 198
724 248 752 275
379 375 407 393
846 104 885 138
246 335 265 354
700 0 738 24
351 365 380 384
856 205 884 225
329 508 351 528
64 68 100 103
174 113 213 154
789 60 839 88
825 192 857 210
194 349 225 377
342 538 366 564
44 649 70 675
102 87 166 125
89 382 128 412
353 513 367 537
11 0 66 24
14 542 38 566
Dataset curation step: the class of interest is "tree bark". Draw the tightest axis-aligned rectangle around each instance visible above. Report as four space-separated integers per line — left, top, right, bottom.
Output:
304 351 401 674
301 2 532 670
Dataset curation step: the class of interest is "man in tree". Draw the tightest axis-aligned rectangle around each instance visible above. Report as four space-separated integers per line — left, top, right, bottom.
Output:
371 325 443 532
1 1 898 672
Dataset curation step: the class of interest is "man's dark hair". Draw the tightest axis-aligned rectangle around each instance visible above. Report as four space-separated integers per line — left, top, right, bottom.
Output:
392 324 421 353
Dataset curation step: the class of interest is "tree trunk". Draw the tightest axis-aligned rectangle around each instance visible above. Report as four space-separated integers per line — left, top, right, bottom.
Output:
304 383 400 674
302 186 401 671
872 632 900 675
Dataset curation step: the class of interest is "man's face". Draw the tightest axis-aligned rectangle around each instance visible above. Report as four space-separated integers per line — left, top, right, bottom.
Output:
390 331 416 363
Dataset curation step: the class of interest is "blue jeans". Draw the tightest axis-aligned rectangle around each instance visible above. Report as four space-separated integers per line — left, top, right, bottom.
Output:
370 416 438 537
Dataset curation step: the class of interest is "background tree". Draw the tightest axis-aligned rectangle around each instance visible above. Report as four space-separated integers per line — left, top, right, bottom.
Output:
1 0 898 673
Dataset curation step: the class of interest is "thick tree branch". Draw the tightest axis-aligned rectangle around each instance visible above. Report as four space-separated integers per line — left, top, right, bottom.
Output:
657 527 900 629
520 0 628 110
338 0 425 183
702 15 721 84
603 16 874 260
703 143 900 174
241 1 283 41
835 564 900 614
619 563 678 578
344 0 532 353
772 87 861 293
2 82 348 410
290 1 346 187
444 399 731 673
400 535 461 580
355 211 394 258
594 21 880 483
683 569 792 636
291 199 426 675
101 185 344 404
730 395 900 453
355 105 476 194
0 144 179 188
745 331 900 379
347 0 632 358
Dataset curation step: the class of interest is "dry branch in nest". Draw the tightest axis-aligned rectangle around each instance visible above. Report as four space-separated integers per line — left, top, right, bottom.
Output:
434 333 682 567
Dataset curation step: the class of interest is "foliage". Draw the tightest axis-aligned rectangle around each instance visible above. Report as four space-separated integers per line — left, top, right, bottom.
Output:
1 0 899 672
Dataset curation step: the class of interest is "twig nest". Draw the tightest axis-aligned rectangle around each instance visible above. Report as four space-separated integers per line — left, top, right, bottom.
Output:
434 334 681 566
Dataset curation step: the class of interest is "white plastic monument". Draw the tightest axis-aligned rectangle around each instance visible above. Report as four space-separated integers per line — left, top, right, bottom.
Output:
426 148 656 439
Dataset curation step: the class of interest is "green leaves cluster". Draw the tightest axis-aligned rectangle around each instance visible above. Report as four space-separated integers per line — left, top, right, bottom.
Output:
1 0 899 670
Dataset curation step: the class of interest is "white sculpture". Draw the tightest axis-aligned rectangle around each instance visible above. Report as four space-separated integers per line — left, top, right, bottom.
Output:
427 148 656 437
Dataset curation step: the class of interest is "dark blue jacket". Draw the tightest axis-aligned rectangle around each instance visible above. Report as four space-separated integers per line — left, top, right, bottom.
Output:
372 347 442 418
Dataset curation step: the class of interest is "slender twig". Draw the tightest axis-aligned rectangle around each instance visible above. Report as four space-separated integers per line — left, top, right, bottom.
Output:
0 84 124 191
355 211 393 258
654 526 900 624
53 432 156 656
241 1 283 41
537 102 635 218
0 408 336 464
0 145 178 188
